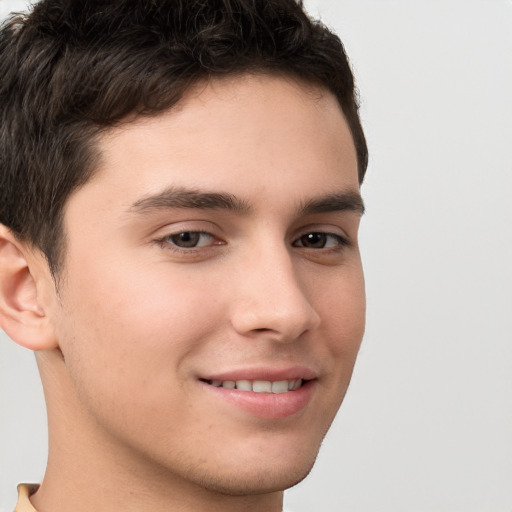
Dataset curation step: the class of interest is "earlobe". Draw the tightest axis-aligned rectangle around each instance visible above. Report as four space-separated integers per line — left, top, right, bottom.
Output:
0 225 58 351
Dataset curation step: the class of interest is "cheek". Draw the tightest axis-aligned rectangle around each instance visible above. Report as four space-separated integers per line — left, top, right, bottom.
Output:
63 250 221 336
329 287 365 350
55 258 225 403
311 263 365 415
314 263 366 356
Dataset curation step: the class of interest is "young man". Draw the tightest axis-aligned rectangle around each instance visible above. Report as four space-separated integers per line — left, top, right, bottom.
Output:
0 1 368 511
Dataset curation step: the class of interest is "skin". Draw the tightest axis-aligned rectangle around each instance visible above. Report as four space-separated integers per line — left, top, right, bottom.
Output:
0 74 365 512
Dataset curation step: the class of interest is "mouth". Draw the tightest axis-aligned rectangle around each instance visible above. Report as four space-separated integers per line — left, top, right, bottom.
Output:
199 378 307 393
198 371 317 419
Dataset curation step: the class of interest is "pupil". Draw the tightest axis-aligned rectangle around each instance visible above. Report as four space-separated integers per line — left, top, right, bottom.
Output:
303 233 326 248
172 232 200 247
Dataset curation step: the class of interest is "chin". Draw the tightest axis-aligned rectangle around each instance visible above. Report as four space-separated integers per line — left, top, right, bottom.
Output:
196 457 317 496
185 439 321 497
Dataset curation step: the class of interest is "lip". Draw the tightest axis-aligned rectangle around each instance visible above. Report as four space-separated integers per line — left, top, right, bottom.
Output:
198 366 318 419
200 365 318 383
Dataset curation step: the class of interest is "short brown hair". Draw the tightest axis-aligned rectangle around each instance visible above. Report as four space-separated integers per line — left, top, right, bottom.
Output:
0 0 368 275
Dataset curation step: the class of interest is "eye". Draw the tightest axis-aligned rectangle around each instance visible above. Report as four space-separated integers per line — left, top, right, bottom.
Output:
164 231 216 248
293 232 347 249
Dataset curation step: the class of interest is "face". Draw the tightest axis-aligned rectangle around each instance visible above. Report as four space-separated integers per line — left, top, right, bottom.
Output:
49 74 365 495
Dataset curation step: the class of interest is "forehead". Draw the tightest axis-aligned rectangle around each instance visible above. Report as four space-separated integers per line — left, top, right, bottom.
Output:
67 74 359 219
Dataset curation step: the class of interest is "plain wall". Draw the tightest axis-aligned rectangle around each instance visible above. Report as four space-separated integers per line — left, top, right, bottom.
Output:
1 1 511 511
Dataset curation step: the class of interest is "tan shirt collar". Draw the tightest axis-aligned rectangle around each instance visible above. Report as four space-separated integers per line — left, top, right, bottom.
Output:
15 484 39 512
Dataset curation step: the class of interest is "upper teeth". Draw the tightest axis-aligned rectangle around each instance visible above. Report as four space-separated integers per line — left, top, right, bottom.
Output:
209 379 303 393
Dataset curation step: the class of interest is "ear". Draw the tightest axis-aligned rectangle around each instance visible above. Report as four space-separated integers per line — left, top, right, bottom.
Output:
0 225 58 350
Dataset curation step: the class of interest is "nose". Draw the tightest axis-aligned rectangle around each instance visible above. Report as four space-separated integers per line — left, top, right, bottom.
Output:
229 245 321 343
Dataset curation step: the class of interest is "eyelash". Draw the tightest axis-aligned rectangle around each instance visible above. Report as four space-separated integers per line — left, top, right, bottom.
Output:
155 231 221 253
292 232 350 250
155 230 350 253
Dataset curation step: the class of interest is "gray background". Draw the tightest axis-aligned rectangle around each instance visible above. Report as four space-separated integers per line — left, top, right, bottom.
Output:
1 1 511 511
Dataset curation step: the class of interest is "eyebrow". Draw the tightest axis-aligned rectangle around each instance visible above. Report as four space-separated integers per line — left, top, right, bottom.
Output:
128 187 364 217
129 187 251 214
299 191 365 216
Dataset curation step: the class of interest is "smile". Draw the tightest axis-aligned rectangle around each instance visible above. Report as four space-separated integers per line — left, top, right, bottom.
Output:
202 379 304 393
200 377 315 419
